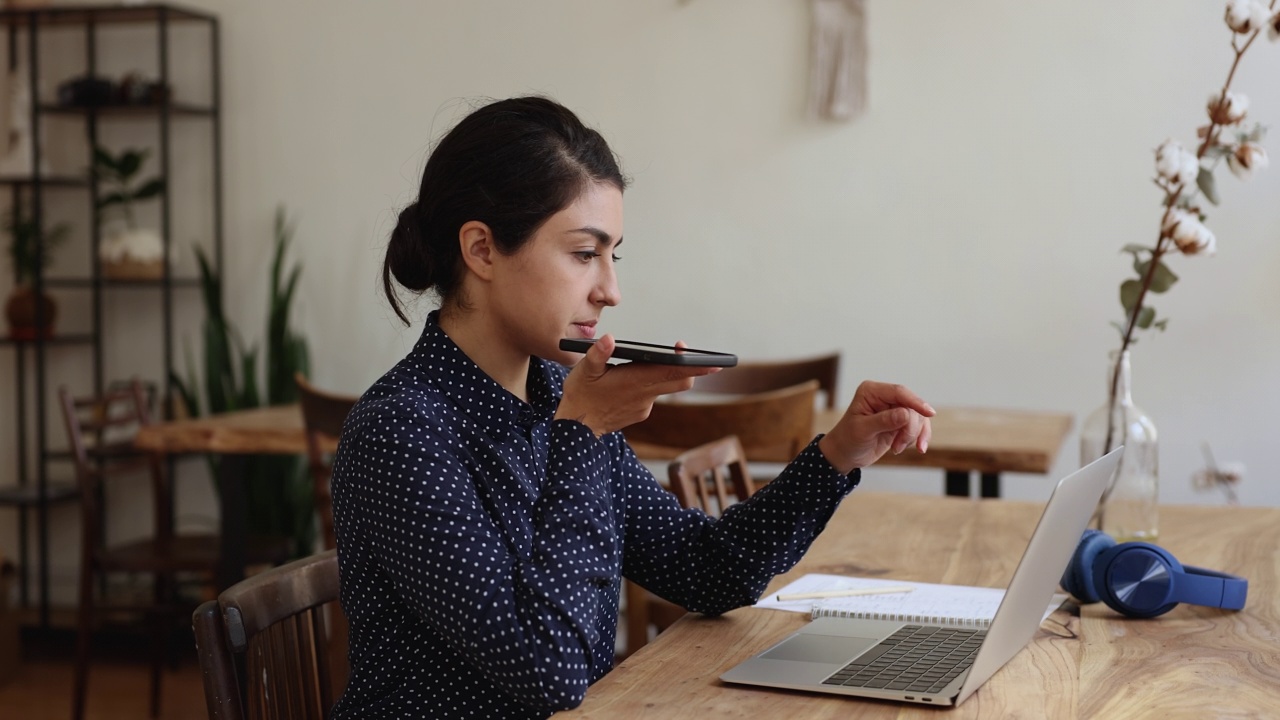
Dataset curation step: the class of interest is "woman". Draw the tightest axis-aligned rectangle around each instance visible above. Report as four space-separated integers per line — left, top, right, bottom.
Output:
330 96 933 719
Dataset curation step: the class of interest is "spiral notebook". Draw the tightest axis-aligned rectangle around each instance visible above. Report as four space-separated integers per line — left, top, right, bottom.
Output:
755 574 1065 628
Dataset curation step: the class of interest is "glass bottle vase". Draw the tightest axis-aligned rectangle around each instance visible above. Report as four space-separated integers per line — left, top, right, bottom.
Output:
1079 350 1159 542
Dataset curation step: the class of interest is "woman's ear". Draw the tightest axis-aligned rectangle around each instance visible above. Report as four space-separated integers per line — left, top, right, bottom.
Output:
457 220 497 281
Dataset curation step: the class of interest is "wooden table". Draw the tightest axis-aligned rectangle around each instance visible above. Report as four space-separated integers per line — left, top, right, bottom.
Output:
561 493 1280 718
838 407 1074 498
134 404 328 590
633 406 1074 498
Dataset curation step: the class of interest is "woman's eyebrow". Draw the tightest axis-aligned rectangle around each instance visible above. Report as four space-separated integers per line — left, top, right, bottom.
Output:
567 227 623 248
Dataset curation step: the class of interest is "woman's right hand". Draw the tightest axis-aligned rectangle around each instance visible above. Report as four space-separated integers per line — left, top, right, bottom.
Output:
554 335 720 438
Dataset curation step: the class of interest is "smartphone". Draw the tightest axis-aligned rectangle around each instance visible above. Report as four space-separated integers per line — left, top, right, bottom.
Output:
558 338 738 367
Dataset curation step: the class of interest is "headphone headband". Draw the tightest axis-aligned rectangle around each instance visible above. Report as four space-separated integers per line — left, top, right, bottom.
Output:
1179 565 1248 610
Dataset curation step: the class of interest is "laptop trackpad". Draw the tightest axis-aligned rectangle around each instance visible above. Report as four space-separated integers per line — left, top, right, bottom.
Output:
761 634 880 665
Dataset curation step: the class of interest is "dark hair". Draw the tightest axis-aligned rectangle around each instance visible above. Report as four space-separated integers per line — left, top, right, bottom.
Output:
382 96 627 324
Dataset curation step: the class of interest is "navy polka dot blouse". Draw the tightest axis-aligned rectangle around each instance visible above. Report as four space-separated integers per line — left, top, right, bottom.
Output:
330 312 860 718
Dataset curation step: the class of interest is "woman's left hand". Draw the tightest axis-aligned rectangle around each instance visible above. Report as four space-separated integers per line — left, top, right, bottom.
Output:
818 381 935 475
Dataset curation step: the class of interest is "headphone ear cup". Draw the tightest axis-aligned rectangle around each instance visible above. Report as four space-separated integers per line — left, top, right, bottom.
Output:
1061 529 1114 604
1095 543 1182 618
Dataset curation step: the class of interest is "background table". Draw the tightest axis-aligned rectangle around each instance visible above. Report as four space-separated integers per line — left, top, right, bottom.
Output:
134 405 328 590
840 407 1074 497
632 406 1074 498
561 493 1280 718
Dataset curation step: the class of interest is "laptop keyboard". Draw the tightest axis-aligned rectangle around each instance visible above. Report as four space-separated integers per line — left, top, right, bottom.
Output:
821 625 987 695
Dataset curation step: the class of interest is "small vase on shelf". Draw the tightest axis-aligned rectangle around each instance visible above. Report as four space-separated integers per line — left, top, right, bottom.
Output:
4 285 57 340
1080 349 1159 542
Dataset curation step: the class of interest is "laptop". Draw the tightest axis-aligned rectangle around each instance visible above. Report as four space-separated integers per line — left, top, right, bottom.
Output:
720 447 1123 707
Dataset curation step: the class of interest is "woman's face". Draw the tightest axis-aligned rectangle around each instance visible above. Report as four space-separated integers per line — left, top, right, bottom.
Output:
490 181 624 366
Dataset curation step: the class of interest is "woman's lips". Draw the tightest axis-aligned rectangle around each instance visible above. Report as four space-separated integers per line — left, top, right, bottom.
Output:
572 323 597 339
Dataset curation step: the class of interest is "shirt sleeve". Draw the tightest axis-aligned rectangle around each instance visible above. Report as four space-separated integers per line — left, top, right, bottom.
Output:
618 435 859 614
337 409 619 712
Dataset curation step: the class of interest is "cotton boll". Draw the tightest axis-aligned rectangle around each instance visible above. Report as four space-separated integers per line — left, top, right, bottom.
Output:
1154 139 1200 186
1227 142 1269 179
1225 0 1269 34
1207 91 1249 125
1164 210 1217 256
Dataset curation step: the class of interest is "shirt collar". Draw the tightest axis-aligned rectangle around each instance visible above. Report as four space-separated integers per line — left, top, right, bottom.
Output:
410 311 562 433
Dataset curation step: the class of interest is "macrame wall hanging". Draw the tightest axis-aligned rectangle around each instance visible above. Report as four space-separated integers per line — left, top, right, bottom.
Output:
807 0 868 122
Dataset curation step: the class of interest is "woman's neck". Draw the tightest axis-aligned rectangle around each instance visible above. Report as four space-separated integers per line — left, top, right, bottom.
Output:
437 307 531 402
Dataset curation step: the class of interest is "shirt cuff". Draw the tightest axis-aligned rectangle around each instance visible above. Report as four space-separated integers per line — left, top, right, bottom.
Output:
800 435 861 493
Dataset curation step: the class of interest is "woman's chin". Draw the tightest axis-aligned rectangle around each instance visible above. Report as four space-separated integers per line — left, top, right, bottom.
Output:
550 349 583 367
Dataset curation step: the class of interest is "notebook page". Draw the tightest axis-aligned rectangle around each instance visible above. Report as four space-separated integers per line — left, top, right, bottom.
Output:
755 573 1004 620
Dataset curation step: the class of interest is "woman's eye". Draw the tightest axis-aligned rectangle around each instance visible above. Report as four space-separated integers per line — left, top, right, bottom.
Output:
611 254 622 263
573 251 599 262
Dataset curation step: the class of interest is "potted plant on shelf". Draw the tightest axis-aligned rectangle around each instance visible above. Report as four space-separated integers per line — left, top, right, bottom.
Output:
4 203 70 340
93 145 166 280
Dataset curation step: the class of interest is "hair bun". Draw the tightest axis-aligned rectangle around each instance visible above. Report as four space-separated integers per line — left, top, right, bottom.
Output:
387 202 434 292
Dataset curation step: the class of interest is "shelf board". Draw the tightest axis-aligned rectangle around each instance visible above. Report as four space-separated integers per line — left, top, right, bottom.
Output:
39 102 215 118
0 175 89 187
0 3 215 27
0 333 96 347
43 276 202 289
0 482 79 506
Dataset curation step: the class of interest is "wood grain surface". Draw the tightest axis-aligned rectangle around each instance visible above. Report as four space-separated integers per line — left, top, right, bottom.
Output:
562 493 1279 719
134 404 336 455
631 406 1073 476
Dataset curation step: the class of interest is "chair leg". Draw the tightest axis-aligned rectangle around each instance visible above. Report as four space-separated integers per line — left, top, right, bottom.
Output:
624 580 650 659
72 568 94 720
149 574 171 718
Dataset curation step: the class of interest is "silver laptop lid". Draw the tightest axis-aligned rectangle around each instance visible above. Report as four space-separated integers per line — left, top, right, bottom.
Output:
954 447 1122 704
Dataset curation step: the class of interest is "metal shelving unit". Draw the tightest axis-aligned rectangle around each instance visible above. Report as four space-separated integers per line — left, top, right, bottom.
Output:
0 3 221 629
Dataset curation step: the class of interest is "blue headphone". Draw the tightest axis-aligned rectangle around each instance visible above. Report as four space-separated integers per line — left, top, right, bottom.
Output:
1060 529 1248 618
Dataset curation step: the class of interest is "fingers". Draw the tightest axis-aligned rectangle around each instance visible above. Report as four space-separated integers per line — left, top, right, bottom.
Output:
822 380 934 472
874 406 930 455
855 380 936 417
579 335 615 381
609 361 718 396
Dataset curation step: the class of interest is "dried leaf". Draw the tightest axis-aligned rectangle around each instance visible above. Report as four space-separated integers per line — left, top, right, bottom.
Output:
1135 306 1156 329
1197 167 1220 206
1135 259 1179 293
1204 144 1232 159
1120 279 1143 314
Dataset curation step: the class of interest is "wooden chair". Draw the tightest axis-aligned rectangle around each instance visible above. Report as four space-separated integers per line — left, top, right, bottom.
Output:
193 549 342 720
624 436 756 658
667 435 756 515
294 372 356 700
59 380 220 720
294 373 358 552
623 380 819 464
692 352 840 410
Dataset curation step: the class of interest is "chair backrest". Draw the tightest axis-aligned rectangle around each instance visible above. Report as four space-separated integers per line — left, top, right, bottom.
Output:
623 380 819 464
57 380 167 543
294 373 358 552
624 436 758 657
667 435 756 515
193 549 343 720
692 352 840 410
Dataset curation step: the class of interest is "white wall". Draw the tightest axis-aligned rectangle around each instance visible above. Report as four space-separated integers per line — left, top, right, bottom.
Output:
2 0 1278 598
208 0 1280 505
